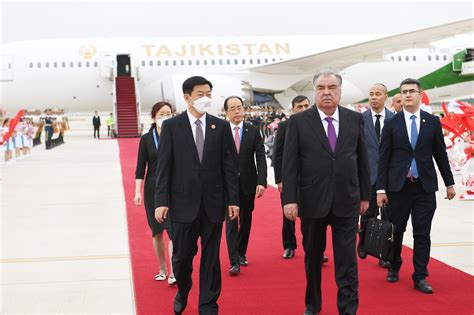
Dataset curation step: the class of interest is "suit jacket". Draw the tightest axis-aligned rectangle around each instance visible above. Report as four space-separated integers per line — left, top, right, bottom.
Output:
234 122 267 196
92 116 101 127
155 112 240 223
362 108 395 186
377 110 454 193
282 105 370 218
273 120 287 184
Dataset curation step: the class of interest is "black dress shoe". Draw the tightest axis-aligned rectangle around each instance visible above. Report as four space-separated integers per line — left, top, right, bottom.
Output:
174 294 187 315
322 255 329 263
379 260 391 269
386 270 399 282
283 248 295 259
303 306 321 314
229 264 240 275
414 279 433 294
239 255 248 266
357 242 367 259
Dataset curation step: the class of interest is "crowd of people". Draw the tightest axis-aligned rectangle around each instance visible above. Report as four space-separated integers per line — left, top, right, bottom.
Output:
132 74 460 315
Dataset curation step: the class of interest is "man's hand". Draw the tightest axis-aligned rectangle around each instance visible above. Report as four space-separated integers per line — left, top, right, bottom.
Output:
134 193 142 206
377 193 388 208
446 186 456 200
228 205 240 220
283 203 298 221
277 182 283 193
359 200 369 215
255 185 266 198
155 207 169 223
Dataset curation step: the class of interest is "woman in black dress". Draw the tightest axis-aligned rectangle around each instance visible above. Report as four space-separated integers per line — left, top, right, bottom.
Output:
134 102 176 284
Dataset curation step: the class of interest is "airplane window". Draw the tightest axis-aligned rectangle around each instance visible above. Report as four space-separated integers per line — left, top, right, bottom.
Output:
85 61 90 67
53 62 58 68
234 59 238 65
242 59 246 64
181 60 184 66
157 60 161 66
188 60 192 66
264 58 268 63
390 56 395 62
249 59 253 64
227 59 230 65
203 60 207 65
219 59 223 65
428 55 431 61
272 58 276 62
405 56 409 61
280 58 283 61
413 56 416 61
29 62 33 68
94 61 98 67
141 61 145 67
46 62 50 68
165 60 169 66
70 61 74 67
211 59 215 65
78 61 82 67
37 62 42 68
196 60 200 65
436 55 439 61
257 59 261 64
62 62 66 68
398 56 402 62
173 60 177 66
149 60 153 66
443 55 447 61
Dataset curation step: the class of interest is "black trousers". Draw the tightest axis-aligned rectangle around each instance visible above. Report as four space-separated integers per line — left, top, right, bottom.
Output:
93 126 100 138
301 213 358 315
107 125 111 137
388 180 436 281
226 192 255 265
172 205 223 314
359 185 390 246
280 193 297 250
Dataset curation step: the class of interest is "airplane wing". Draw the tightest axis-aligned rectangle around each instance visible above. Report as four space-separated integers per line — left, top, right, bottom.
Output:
249 18 474 76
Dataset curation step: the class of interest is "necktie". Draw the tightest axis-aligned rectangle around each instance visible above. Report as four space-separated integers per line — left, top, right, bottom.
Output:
375 114 381 142
325 117 337 152
410 115 419 178
234 126 240 153
195 119 204 162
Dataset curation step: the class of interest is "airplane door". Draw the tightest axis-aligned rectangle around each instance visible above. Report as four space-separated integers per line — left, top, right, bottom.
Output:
117 55 131 77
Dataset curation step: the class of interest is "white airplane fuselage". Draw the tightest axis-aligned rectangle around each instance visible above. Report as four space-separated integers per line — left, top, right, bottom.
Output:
1 36 472 115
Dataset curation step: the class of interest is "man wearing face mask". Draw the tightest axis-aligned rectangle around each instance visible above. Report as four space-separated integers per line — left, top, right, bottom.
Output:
155 76 240 315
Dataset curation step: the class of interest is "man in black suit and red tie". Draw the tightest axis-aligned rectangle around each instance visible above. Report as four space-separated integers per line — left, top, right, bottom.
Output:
377 78 455 294
282 71 370 315
154 76 240 315
223 96 267 275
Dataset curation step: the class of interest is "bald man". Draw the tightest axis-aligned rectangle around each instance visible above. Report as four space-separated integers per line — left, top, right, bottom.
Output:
391 93 403 113
358 83 395 268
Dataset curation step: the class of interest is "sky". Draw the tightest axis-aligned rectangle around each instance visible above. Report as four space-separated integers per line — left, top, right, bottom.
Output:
1 0 473 44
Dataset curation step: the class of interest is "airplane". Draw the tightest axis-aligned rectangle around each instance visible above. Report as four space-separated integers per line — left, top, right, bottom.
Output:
1 19 473 122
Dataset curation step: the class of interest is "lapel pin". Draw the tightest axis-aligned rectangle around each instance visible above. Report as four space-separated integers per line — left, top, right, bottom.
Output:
245 129 248 131
211 124 216 129
422 119 426 123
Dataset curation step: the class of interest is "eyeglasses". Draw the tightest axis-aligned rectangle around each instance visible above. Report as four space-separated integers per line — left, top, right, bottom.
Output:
401 89 420 95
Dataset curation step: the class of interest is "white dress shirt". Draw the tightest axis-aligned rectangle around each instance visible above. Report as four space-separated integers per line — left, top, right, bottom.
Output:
187 110 207 142
403 108 421 143
317 106 340 137
371 108 385 131
229 121 244 140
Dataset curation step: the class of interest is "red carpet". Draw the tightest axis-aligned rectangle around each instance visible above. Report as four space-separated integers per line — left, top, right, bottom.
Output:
118 138 474 314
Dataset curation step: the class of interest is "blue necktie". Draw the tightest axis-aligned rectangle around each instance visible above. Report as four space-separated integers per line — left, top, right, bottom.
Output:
410 115 419 178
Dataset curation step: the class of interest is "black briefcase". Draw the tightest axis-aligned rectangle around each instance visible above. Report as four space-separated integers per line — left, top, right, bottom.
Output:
364 207 395 261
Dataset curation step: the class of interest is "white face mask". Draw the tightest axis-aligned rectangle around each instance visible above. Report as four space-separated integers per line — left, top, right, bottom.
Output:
156 115 172 128
192 96 212 114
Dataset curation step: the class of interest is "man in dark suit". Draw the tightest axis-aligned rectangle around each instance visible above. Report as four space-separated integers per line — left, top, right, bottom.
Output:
358 83 395 269
377 78 455 294
223 96 267 275
282 71 370 315
155 76 240 315
92 111 101 139
274 95 313 259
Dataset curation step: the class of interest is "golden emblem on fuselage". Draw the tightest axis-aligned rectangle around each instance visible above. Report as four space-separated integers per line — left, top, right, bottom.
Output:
79 44 97 59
